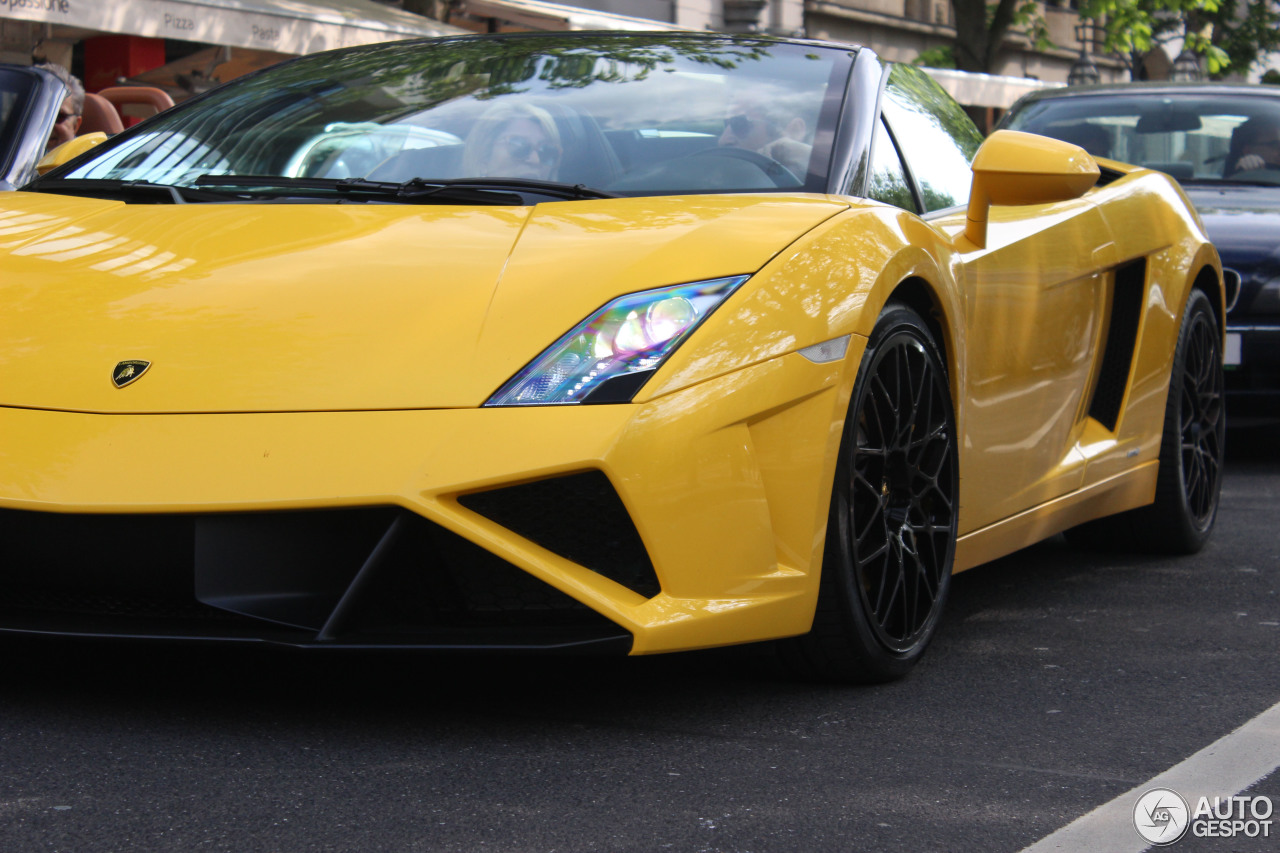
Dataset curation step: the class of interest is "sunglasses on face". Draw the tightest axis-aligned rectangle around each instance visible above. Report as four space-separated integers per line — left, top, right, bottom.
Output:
497 134 560 163
725 114 758 136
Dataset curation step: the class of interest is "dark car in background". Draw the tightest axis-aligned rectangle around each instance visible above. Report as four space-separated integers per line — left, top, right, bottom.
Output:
0 64 67 190
1002 83 1280 423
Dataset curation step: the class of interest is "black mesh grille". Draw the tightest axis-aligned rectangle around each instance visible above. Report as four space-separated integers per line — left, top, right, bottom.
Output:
1090 258 1146 431
0 511 232 623
343 515 603 635
0 507 628 650
458 471 661 598
4 589 241 621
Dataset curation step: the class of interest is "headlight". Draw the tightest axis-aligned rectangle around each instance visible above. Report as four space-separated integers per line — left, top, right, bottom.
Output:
486 275 748 406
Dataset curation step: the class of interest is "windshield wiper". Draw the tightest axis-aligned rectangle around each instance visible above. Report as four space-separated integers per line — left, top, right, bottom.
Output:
192 175 617 204
436 178 618 201
192 175 526 205
27 179 232 204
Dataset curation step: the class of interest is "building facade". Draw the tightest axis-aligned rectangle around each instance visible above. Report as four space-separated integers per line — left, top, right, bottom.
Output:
0 0 1209 115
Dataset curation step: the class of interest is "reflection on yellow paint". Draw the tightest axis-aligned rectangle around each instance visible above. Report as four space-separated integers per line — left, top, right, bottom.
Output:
0 204 198 280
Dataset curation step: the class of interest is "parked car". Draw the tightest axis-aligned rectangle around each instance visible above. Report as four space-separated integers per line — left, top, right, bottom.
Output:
0 32 1225 681
0 63 68 190
1002 82 1279 424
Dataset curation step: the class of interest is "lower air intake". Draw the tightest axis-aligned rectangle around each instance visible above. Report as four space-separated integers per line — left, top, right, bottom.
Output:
458 471 662 598
0 507 629 651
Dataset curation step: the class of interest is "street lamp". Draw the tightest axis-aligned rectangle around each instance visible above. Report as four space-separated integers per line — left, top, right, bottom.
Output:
1069 20 1102 86
1171 49 1204 82
1069 54 1101 85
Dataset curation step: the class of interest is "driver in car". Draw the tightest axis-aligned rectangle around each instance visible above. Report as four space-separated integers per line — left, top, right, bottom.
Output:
718 99 812 178
1231 116 1280 173
37 63 83 153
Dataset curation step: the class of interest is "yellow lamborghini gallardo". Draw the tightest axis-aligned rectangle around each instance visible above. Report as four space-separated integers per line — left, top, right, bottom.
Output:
0 33 1224 681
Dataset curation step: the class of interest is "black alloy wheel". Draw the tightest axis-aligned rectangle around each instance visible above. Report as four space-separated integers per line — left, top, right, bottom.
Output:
1176 298 1225 530
783 302 958 682
1139 288 1225 552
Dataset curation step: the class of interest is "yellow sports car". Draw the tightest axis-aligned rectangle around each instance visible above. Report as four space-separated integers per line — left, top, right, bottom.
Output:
1 33 1224 681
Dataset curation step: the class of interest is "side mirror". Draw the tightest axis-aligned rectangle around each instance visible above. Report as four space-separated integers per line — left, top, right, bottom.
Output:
963 130 1100 249
35 132 109 176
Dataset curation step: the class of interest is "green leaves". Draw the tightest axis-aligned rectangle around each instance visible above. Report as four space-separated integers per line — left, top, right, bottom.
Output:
1076 0 1279 77
945 0 1277 77
913 46 956 69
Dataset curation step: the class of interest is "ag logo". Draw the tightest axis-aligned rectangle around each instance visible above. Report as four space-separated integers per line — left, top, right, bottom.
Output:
111 360 151 389
1134 787 1190 845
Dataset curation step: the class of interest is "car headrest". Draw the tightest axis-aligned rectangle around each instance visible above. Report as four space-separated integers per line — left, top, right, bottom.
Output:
98 86 175 123
80 92 124 136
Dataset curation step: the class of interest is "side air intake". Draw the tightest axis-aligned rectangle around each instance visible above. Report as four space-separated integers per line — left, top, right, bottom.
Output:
458 471 662 599
1089 258 1146 431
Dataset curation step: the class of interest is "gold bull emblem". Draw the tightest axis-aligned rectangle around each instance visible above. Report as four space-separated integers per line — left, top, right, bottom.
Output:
112 360 151 388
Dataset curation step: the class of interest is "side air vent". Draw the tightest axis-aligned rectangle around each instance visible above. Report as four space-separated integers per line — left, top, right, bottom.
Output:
459 471 661 599
1089 258 1146 431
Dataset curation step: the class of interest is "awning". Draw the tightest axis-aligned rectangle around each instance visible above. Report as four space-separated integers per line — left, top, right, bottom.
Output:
921 67 1064 110
459 0 686 32
3 0 468 56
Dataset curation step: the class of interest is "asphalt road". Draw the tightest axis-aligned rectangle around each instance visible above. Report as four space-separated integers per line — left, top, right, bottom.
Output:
2 428 1277 853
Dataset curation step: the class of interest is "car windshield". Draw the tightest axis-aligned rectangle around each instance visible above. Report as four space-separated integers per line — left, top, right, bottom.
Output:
1005 91 1280 185
53 34 853 199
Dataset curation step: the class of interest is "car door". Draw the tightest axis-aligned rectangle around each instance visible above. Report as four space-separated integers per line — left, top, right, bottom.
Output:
881 66 1114 535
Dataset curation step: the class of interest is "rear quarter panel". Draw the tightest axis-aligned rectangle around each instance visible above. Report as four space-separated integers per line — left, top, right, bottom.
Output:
1082 167 1223 485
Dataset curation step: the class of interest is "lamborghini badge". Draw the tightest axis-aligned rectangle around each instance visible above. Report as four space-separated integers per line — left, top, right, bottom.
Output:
112 360 151 388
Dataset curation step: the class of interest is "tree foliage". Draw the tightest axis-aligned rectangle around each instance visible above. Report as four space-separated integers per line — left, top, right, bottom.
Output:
1079 0 1223 74
920 0 1280 78
1080 0 1280 77
1200 0 1280 77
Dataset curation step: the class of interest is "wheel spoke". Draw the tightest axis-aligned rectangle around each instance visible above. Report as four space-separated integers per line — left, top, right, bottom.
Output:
843 326 957 653
873 545 901 620
859 538 891 567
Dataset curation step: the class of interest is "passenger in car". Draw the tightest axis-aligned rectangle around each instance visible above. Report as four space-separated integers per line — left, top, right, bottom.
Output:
718 98 812 177
36 62 83 152
462 103 562 181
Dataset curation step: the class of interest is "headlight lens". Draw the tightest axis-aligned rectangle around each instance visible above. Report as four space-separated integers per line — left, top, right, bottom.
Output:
486 275 748 406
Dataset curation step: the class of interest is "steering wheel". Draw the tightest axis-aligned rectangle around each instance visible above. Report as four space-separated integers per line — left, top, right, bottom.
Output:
686 146 801 187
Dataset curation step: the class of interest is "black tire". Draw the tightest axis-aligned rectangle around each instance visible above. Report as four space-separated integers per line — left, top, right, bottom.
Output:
781 303 959 683
1066 288 1225 553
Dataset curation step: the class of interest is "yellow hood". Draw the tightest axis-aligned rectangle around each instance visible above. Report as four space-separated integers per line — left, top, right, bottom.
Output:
0 191 845 412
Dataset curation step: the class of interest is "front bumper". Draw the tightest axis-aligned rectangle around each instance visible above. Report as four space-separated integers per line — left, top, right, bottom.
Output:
0 348 855 653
